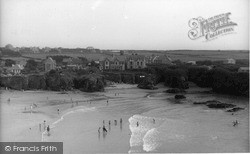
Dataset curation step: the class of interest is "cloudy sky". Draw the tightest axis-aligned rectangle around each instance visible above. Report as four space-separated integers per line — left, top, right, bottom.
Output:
0 0 249 50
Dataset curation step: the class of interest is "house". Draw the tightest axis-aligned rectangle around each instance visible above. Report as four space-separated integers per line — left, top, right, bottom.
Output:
238 67 249 73
16 59 27 68
151 55 173 65
10 64 24 75
101 55 126 71
126 54 146 69
66 58 84 69
99 53 146 71
187 61 196 65
44 57 56 72
224 58 236 64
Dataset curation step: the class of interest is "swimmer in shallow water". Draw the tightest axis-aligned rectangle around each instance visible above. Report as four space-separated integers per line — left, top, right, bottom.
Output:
136 122 139 127
103 126 108 133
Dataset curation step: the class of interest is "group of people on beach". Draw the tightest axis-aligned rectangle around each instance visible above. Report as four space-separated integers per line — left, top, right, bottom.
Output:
38 120 50 136
98 118 123 137
233 120 239 127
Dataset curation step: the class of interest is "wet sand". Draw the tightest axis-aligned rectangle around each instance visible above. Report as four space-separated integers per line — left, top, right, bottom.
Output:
0 83 249 153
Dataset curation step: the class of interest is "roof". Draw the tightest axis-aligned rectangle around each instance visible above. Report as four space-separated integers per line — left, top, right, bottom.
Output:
11 64 23 70
45 57 56 64
126 54 145 61
70 58 83 65
239 67 249 70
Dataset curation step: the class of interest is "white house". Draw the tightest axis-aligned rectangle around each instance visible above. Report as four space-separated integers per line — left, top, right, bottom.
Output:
187 61 196 65
238 67 249 73
10 64 24 75
224 58 236 64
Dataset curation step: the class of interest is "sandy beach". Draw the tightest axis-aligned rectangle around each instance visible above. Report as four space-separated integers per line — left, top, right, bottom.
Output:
0 83 249 153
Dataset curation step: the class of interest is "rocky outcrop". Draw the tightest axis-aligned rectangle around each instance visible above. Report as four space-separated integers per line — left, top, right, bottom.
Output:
165 88 186 93
206 102 235 109
193 100 236 109
193 101 207 105
226 107 244 112
175 94 186 99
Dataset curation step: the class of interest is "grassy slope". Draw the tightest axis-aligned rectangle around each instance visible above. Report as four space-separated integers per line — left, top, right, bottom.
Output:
5 50 249 62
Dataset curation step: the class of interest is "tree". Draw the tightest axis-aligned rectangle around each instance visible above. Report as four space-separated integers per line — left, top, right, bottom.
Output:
5 59 16 67
23 59 38 73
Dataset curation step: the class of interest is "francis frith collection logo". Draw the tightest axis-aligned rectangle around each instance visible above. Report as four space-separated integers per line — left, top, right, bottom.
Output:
188 12 237 41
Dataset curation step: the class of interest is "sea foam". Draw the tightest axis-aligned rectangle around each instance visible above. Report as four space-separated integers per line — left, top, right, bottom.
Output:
42 106 96 142
128 115 164 152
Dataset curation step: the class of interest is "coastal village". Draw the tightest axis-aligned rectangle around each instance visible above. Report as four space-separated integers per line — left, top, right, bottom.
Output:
0 44 249 77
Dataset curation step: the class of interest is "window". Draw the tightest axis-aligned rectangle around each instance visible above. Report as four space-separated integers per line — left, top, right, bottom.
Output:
105 61 108 65
137 61 139 65
141 61 143 65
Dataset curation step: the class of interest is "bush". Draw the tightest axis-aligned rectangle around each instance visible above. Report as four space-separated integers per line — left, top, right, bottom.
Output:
28 75 46 90
74 74 105 92
45 70 73 91
9 76 28 90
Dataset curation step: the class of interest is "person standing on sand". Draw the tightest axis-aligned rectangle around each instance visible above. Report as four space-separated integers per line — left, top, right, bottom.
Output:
39 123 41 132
153 118 155 124
43 120 46 131
47 125 50 136
120 118 122 124
103 125 108 133
57 108 60 115
114 120 117 126
137 122 139 127
30 105 33 113
98 127 101 133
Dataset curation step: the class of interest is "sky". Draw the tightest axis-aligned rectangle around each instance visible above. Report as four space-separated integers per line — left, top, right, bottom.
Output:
0 0 249 50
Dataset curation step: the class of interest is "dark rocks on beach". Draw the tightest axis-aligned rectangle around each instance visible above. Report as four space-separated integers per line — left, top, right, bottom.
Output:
205 100 236 109
138 84 158 90
174 94 186 99
193 100 236 109
193 101 207 105
165 88 186 93
226 107 245 112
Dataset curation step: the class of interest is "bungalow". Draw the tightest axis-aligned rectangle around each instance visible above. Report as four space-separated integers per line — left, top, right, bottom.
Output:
224 58 236 64
187 61 196 65
10 64 24 75
238 67 249 73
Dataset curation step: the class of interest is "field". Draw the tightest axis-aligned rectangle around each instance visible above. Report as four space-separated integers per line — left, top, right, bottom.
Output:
21 52 110 61
163 50 249 62
20 50 249 62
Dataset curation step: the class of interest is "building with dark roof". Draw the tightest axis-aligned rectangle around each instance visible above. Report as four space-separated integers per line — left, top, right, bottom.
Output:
100 53 146 71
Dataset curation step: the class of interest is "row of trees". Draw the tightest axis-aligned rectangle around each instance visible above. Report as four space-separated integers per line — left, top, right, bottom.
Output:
189 67 249 96
145 64 248 96
0 68 105 92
